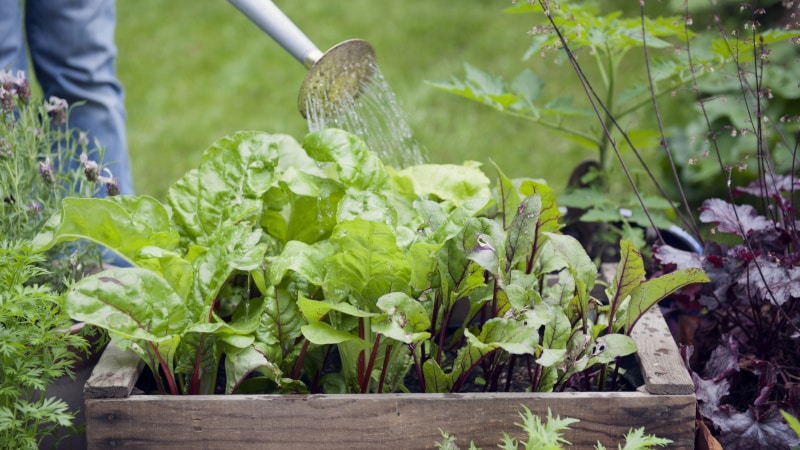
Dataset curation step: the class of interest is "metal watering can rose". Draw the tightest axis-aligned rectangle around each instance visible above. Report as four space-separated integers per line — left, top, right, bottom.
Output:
228 0 376 118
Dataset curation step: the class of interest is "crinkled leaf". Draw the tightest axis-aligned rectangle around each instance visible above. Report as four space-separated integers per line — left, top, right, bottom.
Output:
326 219 411 307
336 190 397 227
302 128 388 190
654 244 704 270
191 224 266 313
699 198 773 238
268 240 333 286
396 162 491 213
738 258 800 307
168 132 303 244
714 405 800 450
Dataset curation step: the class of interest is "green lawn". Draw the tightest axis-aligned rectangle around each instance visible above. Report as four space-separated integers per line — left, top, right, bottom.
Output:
116 1 670 200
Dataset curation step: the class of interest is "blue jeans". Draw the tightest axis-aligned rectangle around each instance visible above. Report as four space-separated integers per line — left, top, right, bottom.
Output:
0 0 133 196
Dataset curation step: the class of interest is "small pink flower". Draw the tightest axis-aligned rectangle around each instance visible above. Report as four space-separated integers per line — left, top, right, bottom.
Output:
80 153 100 182
98 168 120 196
46 96 69 126
39 156 55 185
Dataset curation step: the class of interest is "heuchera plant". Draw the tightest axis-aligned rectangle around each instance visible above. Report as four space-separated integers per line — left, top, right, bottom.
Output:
655 175 800 450
33 129 706 395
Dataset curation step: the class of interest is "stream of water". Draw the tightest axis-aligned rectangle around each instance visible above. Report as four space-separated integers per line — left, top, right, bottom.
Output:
304 63 427 168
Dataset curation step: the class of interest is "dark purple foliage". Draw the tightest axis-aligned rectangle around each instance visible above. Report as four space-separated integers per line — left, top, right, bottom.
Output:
657 180 800 449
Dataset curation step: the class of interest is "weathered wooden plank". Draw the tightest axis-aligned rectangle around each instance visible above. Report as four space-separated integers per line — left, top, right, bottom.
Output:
631 307 694 395
84 340 144 399
86 391 695 449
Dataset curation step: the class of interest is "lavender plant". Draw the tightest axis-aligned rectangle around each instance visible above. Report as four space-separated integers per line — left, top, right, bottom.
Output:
1 70 118 286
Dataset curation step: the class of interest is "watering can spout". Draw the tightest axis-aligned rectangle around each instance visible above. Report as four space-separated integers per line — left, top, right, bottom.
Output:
228 0 376 118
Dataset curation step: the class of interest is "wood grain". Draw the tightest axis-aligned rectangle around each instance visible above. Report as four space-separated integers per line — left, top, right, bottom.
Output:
86 391 695 449
631 307 694 395
84 340 143 399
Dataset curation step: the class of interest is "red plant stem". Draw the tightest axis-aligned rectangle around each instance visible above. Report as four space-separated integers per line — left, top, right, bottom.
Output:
410 343 425 392
531 358 542 392
189 334 207 395
292 339 311 381
357 318 366 390
436 304 451 364
452 349 496 393
377 344 393 393
360 334 382 393
504 355 517 392
149 342 179 395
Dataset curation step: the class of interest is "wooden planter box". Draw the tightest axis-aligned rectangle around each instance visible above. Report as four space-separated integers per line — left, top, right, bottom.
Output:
83 303 695 450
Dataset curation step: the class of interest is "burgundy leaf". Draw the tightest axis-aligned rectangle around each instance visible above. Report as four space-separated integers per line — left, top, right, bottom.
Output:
703 334 739 381
654 244 704 270
694 372 731 419
699 198 773 237
713 405 800 450
734 175 800 198
736 258 800 306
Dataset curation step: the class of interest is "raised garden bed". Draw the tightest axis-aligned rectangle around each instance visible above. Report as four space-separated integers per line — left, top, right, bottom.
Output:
83 306 695 449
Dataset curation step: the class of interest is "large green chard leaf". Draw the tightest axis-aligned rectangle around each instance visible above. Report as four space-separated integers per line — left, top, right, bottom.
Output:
33 196 179 265
395 162 491 214
66 267 192 385
191 223 266 314
268 240 333 286
66 267 191 342
326 219 412 307
256 286 306 371
168 131 314 245
302 129 389 190
336 190 397 228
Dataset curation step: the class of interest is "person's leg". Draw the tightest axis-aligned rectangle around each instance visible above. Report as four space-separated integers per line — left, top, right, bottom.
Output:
0 0 28 74
25 0 133 195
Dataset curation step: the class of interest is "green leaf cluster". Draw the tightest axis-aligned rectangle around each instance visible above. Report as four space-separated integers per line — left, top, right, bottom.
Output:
435 405 672 450
0 240 88 449
34 128 706 395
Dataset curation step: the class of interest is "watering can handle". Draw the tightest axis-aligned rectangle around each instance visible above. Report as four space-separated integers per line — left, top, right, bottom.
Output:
228 0 323 68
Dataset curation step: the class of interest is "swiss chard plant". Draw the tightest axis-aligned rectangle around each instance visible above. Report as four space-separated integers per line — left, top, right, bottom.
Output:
34 128 707 395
